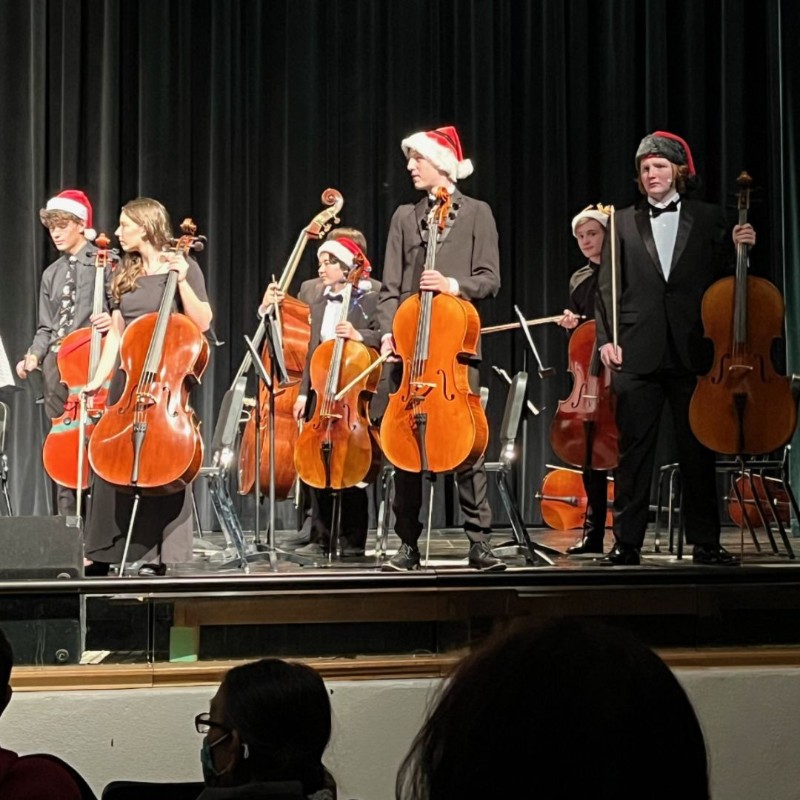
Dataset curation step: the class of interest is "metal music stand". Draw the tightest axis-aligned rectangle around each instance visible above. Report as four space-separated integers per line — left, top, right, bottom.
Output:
196 377 251 571
485 371 559 565
244 332 313 570
0 400 12 515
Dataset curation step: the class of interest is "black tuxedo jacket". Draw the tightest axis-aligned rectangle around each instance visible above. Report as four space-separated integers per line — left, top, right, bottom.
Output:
299 285 382 397
596 197 731 375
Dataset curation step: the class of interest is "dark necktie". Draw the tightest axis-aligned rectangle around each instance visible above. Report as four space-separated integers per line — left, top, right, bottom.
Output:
53 256 78 349
650 200 680 218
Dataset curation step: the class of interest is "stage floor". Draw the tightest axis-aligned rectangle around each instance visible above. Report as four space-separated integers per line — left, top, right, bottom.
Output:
179 523 797 575
3 522 800 672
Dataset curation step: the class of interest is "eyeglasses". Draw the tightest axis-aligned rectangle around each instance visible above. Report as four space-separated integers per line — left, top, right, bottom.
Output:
195 712 230 735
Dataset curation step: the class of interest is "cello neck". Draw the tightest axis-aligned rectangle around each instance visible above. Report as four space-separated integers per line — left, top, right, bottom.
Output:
89 234 113 382
323 284 353 408
733 171 752 352
230 189 345 390
139 270 180 387
414 191 451 369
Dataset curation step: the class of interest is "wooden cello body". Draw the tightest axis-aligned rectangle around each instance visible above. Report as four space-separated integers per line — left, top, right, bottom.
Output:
42 235 116 489
688 173 797 455
88 220 209 494
549 320 618 470
537 467 614 530
380 190 488 474
237 294 310 497
294 266 381 490
237 188 344 497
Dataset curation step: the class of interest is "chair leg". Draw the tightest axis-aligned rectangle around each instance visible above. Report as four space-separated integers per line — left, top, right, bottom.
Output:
375 466 394 563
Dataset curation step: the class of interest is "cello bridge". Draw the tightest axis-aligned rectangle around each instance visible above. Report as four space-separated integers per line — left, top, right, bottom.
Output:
728 364 754 374
135 392 157 408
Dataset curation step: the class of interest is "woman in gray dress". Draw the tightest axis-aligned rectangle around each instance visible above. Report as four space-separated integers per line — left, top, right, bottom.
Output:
83 197 213 575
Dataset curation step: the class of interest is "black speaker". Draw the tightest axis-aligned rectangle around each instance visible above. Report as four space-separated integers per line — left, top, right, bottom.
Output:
0 516 84 579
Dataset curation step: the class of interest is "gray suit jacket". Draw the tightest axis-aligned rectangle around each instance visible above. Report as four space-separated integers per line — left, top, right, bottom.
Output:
375 189 501 345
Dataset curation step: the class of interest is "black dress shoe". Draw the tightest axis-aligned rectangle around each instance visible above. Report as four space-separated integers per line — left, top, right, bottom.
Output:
84 561 110 577
566 537 605 556
598 543 641 566
382 543 422 571
692 543 740 566
138 563 167 576
468 542 507 572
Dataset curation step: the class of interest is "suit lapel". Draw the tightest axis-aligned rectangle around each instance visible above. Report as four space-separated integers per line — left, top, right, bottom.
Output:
669 202 693 277
310 296 326 344
634 206 665 279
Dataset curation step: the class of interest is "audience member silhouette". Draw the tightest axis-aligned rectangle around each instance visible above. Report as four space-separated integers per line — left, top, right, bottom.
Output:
0 626 95 799
397 618 709 800
196 658 335 800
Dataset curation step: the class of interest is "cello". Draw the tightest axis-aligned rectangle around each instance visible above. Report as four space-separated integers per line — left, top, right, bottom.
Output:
88 219 209 493
380 187 488 474
536 467 614 530
237 188 344 497
42 233 116 490
549 319 618 470
689 172 797 455
293 258 381 490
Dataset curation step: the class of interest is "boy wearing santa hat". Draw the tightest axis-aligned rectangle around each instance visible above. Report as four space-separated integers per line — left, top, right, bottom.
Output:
376 126 504 572
16 189 113 515
261 232 382 558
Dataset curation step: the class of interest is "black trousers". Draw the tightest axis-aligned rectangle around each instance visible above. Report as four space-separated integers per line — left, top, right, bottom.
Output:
42 350 77 516
582 467 608 538
612 367 719 548
387 362 492 547
392 457 492 546
308 485 368 548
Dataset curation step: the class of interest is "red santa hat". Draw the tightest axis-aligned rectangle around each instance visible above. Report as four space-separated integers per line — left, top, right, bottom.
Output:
318 237 373 290
401 125 474 182
635 131 696 177
42 189 97 240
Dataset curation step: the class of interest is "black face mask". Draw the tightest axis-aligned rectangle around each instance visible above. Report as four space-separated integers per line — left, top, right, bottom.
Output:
200 732 231 786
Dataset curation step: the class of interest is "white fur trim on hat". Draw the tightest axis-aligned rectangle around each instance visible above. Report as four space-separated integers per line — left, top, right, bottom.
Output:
44 191 97 241
401 126 474 182
318 240 357 268
571 205 610 236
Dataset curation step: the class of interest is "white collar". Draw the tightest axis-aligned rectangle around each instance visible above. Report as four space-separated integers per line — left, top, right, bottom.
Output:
648 191 681 209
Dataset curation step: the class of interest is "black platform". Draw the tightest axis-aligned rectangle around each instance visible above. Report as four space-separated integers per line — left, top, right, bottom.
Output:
2 523 800 667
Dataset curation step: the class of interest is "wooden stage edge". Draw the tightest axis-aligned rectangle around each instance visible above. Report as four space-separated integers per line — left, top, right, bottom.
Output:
11 647 800 694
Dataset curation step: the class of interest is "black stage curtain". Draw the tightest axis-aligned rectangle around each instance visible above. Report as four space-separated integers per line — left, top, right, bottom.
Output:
1 0 798 524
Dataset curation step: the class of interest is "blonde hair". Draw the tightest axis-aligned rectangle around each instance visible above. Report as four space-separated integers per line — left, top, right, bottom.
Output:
111 197 173 302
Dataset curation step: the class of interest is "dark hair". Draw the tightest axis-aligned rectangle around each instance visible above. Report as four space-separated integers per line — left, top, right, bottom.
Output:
0 627 11 687
220 658 332 793
397 618 708 800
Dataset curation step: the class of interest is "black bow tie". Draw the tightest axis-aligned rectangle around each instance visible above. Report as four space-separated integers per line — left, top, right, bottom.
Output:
326 293 344 303
650 200 680 218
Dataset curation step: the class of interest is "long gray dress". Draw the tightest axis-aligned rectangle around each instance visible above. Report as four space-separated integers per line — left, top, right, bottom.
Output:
84 262 209 566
